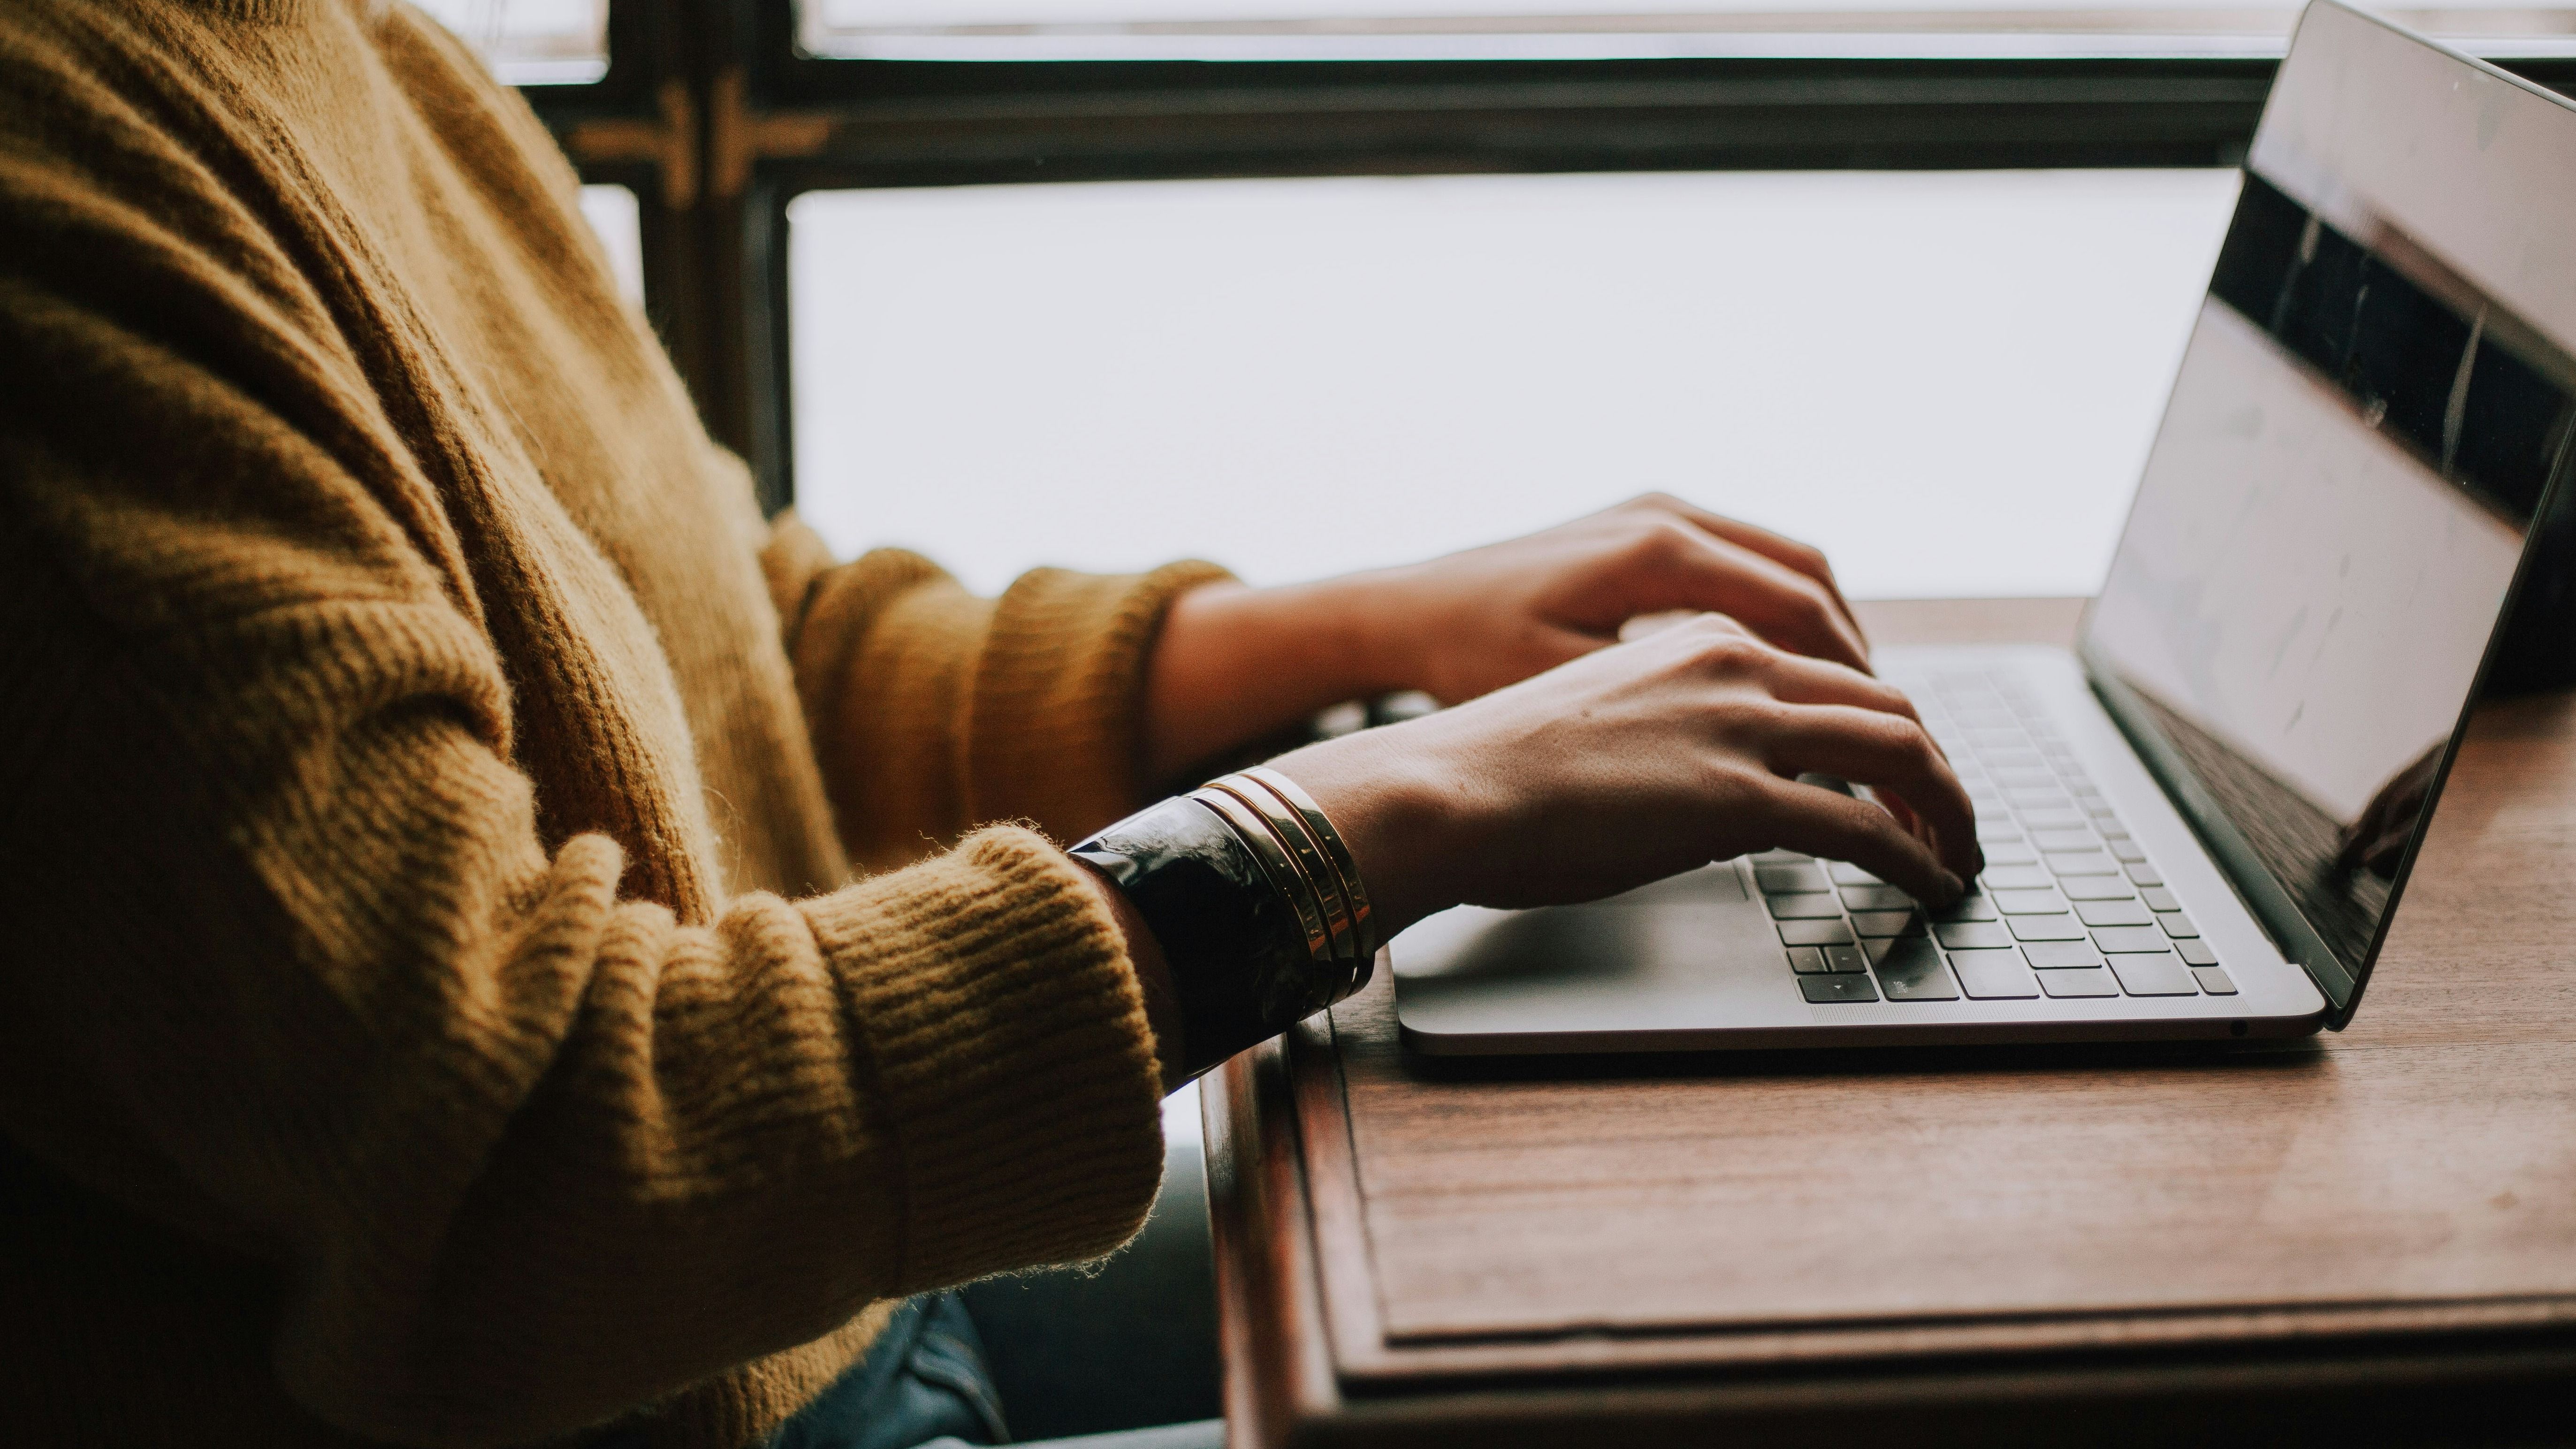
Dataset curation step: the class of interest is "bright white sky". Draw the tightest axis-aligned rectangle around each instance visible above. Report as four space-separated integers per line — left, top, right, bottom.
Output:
787 168 2240 600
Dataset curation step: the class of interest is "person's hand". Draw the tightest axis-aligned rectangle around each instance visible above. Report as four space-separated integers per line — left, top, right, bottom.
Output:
1146 494 1869 780
1264 613 1981 939
1352 491 1869 704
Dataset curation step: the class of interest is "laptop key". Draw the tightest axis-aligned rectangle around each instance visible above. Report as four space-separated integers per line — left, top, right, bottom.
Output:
2076 900 2154 927
1982 842 2039 866
1976 821 2027 844
1840 884 1913 911
2017 808 2087 831
1872 939 1960 1001
1933 921 2013 950
2046 851 2120 875
2106 952 2198 997
1800 974 1882 1004
2022 940 2106 970
1991 888 2070 914
1852 910 1927 938
1828 862 1885 886
2108 840 2150 862
2158 911 2200 938
1787 947 1831 975
1757 863 1829 893
1768 892 1844 919
2191 966 2239 995
2032 828 2099 851
1950 948 2042 999
1824 944 1872 975
1933 894 1999 922
2126 862 2164 886
2092 926 2170 953
2140 887 2180 912
1779 919 1857 946
2059 876 2136 900
1980 865 2051 890
2009 914 2090 942
2039 967 2119 999
2175 939 2220 967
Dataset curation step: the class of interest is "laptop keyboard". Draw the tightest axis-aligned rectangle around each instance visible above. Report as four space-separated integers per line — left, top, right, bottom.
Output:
1768 667 2241 1006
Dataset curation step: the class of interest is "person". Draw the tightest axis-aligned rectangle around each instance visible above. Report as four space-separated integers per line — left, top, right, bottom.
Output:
0 3 1980 1448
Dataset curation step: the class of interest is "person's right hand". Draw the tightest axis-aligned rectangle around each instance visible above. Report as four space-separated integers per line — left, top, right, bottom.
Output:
1269 613 1981 939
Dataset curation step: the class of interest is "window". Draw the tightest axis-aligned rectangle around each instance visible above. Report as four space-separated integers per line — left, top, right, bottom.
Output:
412 0 610 84
444 2 2576 524
790 168 2237 597
577 184 647 302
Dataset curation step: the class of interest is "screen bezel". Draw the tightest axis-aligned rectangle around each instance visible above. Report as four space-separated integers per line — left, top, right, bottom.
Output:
2073 1 2576 1030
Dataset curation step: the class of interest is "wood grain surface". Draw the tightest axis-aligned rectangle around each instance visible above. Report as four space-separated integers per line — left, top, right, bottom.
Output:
1204 598 2576 1447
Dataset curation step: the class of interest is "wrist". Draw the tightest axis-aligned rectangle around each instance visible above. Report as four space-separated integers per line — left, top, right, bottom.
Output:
1263 724 1468 940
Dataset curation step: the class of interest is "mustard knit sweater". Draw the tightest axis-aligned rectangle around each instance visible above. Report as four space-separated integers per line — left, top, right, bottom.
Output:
0 2 1228 1446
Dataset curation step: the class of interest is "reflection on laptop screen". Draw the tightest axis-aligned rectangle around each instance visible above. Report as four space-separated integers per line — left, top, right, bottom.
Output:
2082 1 2576 1002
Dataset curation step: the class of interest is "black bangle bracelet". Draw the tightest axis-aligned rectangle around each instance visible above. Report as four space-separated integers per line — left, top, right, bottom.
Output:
1071 796 1353 1081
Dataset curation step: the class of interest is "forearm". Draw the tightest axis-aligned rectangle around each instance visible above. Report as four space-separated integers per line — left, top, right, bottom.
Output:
1143 575 1413 783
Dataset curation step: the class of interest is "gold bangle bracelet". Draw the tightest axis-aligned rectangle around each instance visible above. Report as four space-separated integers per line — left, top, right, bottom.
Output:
1241 766 1376 960
1189 787 1334 966
1206 776 1358 965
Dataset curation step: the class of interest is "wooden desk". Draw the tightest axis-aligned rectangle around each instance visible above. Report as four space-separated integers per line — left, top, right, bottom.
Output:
1201 598 2576 1448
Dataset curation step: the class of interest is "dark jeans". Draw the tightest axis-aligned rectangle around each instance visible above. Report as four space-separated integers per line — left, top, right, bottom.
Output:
594 1137 1222 1449
767 1137 1222 1449
766 1291 1219 1449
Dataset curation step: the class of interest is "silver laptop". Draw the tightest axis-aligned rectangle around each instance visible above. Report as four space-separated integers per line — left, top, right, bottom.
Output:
1393 0 2576 1053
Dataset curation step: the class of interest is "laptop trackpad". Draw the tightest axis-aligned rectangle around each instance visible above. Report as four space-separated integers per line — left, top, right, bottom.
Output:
1392 863 1802 1039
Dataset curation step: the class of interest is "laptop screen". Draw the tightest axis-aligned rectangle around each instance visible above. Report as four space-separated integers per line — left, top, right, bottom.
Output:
2080 0 2576 1020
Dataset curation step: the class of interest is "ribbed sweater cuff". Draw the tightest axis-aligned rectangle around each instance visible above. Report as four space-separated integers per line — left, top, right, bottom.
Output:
968 559 1234 838
800 824 1166 1287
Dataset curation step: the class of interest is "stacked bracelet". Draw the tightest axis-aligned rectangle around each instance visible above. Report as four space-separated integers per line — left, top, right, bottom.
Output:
1197 769 1377 984
1069 770 1378 1081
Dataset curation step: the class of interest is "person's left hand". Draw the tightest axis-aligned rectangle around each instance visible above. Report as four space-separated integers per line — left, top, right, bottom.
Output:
1145 494 1872 780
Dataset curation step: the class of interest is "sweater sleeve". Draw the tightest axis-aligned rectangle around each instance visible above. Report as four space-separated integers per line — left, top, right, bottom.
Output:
0 438 1171 1449
763 513 1232 871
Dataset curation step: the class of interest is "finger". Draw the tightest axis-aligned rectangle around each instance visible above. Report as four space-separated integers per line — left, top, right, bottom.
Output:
1752 777 1964 907
1759 704 1982 882
1629 493 1867 647
1618 608 1723 644
1626 524 1870 672
1720 644 1967 783
1740 648 1927 732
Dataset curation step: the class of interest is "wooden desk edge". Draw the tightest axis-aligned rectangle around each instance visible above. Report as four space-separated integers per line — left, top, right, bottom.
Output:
1202 1013 2576 1449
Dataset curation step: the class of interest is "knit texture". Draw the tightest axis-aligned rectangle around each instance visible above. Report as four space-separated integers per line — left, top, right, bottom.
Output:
0 2 1220 1445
